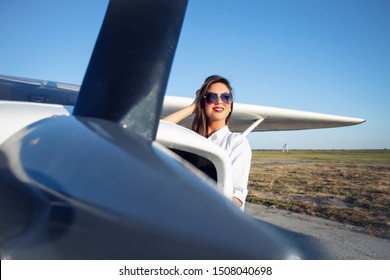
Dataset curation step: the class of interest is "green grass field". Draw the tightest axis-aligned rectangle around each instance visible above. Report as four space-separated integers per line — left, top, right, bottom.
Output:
247 150 390 238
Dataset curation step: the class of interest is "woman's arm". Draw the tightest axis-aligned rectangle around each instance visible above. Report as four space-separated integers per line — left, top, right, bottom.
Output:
230 136 252 210
162 102 196 124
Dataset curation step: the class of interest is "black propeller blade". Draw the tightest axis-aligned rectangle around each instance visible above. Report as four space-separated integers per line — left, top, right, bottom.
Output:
74 0 188 141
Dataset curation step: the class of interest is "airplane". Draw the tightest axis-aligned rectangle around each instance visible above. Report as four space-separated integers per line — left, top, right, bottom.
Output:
0 0 364 259
0 77 365 200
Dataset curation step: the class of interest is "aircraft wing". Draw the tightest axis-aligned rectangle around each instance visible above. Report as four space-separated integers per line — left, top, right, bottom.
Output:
0 74 79 105
162 96 366 136
0 75 365 136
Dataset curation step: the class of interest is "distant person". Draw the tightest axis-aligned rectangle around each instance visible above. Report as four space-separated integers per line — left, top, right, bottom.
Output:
163 75 252 209
283 144 288 152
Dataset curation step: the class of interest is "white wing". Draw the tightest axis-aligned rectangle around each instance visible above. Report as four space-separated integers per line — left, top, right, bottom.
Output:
162 96 365 135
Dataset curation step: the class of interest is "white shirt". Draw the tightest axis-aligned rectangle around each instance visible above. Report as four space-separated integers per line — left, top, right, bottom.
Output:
208 126 252 209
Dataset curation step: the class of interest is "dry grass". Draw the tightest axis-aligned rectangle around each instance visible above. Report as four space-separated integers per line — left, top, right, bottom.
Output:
247 150 390 238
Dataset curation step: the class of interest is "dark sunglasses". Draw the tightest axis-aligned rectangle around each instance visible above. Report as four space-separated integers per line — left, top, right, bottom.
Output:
203 92 233 105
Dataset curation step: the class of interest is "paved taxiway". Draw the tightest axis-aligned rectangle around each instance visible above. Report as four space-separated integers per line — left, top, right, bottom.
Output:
245 202 390 259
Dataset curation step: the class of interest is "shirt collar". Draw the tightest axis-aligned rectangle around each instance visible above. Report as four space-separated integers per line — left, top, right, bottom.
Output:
208 126 230 141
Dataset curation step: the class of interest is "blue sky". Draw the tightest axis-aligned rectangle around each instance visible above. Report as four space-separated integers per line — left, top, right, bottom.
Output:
1 0 389 149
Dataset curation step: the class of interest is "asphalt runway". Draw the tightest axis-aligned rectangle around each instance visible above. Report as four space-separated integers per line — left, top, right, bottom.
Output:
244 202 390 260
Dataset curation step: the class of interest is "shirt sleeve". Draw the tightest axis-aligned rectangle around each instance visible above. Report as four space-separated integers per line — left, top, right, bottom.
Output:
229 135 252 208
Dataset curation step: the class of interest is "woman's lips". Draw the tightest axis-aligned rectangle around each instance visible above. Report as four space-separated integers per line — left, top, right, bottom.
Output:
213 107 224 112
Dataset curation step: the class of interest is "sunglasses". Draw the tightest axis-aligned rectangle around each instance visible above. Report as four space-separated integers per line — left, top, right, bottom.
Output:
203 92 233 105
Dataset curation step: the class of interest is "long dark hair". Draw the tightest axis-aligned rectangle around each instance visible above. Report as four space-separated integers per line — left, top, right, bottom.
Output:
191 75 234 137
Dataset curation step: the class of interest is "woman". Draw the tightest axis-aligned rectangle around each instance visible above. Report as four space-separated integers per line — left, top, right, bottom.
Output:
163 75 252 209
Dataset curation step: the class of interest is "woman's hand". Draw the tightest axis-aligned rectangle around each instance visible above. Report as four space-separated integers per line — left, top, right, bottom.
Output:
232 197 243 208
162 100 196 124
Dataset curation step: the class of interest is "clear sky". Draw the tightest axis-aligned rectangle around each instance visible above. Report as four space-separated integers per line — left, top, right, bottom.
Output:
1 0 389 150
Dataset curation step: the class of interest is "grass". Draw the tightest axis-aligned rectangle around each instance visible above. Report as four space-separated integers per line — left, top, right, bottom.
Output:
247 150 390 238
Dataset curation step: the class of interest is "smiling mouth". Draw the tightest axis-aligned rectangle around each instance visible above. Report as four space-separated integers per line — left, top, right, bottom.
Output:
213 107 224 112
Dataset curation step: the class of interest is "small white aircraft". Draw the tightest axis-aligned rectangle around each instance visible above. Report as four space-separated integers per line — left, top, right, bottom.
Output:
0 0 365 259
0 76 365 199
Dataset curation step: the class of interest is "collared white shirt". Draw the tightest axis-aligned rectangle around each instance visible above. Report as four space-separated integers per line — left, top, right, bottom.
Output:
208 126 252 209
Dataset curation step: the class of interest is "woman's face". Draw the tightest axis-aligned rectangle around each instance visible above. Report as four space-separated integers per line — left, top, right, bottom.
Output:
204 82 232 124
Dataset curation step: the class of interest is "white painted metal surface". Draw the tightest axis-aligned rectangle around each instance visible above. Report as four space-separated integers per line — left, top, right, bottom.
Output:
0 101 233 198
0 101 70 145
161 96 365 132
156 120 233 199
